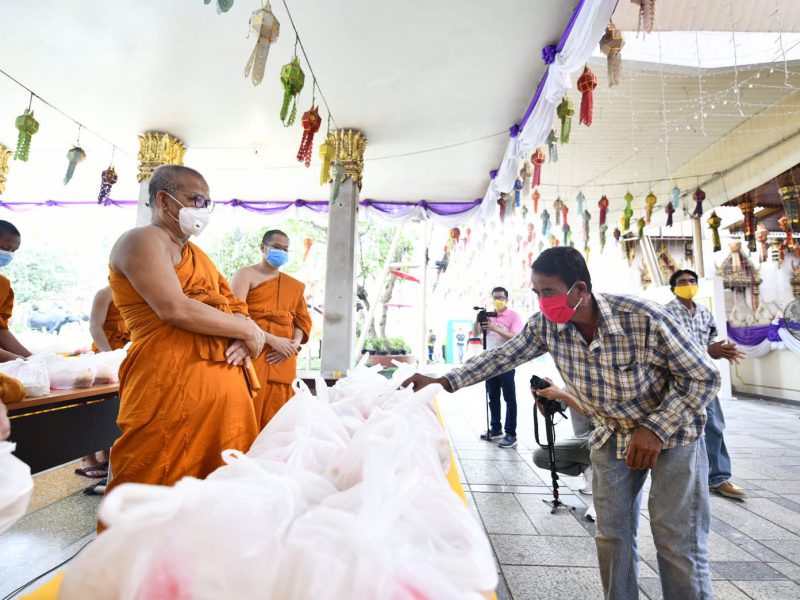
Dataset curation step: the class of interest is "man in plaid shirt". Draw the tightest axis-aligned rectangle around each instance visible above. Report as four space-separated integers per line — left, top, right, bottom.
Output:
405 247 720 599
665 269 747 501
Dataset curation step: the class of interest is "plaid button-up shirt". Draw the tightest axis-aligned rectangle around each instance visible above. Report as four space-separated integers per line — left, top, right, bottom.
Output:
665 298 718 346
446 293 721 458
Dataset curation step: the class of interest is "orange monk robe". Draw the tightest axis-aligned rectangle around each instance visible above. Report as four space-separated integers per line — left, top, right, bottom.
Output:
0 275 15 331
91 300 131 352
247 273 312 428
105 242 259 497
0 373 25 403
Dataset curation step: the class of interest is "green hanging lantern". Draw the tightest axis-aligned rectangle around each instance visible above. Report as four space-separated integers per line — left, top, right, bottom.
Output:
557 95 574 144
14 108 39 162
280 56 305 127
636 217 646 240
622 191 634 230
63 146 86 185
204 0 234 14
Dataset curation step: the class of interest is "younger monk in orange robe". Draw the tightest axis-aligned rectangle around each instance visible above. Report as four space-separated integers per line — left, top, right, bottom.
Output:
89 286 131 352
231 230 312 428
0 221 31 362
104 165 266 500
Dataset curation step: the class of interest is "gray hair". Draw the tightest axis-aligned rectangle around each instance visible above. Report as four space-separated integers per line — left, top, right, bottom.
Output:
148 165 205 208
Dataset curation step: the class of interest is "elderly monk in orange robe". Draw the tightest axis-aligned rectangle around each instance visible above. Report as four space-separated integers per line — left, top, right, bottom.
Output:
0 221 31 362
231 229 312 429
104 165 266 499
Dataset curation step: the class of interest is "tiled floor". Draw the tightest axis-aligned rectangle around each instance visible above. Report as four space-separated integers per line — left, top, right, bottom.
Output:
440 357 800 600
3 356 800 599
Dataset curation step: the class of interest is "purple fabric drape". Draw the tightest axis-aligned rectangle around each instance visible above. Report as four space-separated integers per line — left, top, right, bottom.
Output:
727 320 798 346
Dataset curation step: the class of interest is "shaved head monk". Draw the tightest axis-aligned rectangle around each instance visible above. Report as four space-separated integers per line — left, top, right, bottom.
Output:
105 165 266 498
0 220 31 362
231 229 312 428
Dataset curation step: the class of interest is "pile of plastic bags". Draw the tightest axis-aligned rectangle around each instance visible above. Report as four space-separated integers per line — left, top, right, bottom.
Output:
0 441 33 535
0 349 126 396
61 364 497 600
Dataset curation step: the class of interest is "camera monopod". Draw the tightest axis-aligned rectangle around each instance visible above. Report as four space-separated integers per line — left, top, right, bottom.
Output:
474 306 498 441
531 375 575 514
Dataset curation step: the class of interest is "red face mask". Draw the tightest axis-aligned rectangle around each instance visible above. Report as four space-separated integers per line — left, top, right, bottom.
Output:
539 282 582 324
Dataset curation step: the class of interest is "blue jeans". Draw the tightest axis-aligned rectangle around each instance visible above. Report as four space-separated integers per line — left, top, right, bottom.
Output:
592 436 712 600
485 369 517 437
705 397 732 487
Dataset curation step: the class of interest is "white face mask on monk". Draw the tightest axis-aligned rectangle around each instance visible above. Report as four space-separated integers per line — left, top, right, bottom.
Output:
164 192 211 237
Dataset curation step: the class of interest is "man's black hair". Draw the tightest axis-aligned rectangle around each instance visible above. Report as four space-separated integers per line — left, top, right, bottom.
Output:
531 247 592 292
0 220 21 238
491 287 509 299
262 229 289 246
669 269 699 290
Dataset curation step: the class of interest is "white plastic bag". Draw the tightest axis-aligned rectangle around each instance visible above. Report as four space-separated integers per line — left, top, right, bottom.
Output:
48 358 96 390
0 359 50 397
81 349 126 384
0 442 33 535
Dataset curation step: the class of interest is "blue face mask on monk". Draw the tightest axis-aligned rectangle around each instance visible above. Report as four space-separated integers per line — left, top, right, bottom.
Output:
265 248 288 268
0 250 13 268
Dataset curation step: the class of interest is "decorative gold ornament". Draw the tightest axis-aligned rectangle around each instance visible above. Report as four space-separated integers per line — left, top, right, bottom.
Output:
327 129 367 189
0 144 11 195
137 132 187 182
792 261 800 298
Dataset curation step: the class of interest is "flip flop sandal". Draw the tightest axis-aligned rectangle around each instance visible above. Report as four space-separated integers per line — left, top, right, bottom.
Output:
74 466 108 479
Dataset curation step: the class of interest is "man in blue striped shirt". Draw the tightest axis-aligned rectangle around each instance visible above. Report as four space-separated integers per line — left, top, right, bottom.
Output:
405 247 720 600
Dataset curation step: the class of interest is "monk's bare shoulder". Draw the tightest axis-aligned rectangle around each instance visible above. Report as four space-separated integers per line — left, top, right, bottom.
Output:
110 227 169 272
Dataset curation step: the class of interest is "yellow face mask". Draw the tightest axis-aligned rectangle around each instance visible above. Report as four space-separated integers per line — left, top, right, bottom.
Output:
493 299 507 311
674 285 699 300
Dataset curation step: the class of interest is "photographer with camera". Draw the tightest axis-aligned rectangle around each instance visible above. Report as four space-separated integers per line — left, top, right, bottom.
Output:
404 247 720 600
531 378 595 520
476 287 523 449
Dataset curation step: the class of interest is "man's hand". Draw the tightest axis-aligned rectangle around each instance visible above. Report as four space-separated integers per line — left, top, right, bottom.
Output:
0 401 11 440
708 341 746 364
225 339 249 365
268 335 298 360
625 426 663 470
401 373 452 393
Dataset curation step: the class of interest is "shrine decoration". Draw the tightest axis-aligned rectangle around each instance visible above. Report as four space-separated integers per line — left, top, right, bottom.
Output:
547 129 558 163
599 224 608 253
692 187 705 218
280 55 305 127
63 145 86 185
707 211 722 252
598 195 609 226
541 209 551 238
557 95 574 143
622 192 634 230
554 197 564 226
303 235 313 262
244 3 280 86
631 0 656 34
204 0 234 14
497 194 507 223
577 65 598 126
296 105 321 167
717 242 762 308
778 215 797 253
532 188 541 214
14 106 39 162
318 137 334 185
576 191 585 216
636 217 646 241
613 226 621 245
779 184 800 250
739 199 757 253
666 203 675 227
97 166 117 204
645 191 657 224
600 22 624 87
671 185 680 209
0 146 10 195
756 222 769 263
514 178 523 207
531 148 545 187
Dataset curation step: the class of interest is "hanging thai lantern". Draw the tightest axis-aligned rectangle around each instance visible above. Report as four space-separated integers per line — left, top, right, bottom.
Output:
532 188 541 214
781 187 799 226
671 186 680 209
550 234 560 248
527 222 535 244
756 222 769 262
666 203 675 227
14 108 39 162
531 148 545 187
599 224 608 252
739 199 757 253
547 129 558 163
613 226 621 245
622 192 634 230
636 217 646 241
645 191 657 224
279 55 305 127
318 138 334 185
450 227 461 245
576 191 585 216
514 178 523 208
244 3 280 86
582 210 591 243
600 22 624 87
520 162 533 201
204 0 234 14
563 223 571 247
684 241 694 265
541 209 551 238
598 195 609 226
692 188 705 217
577 65 598 126
521 204 529 220
631 0 656 34
557 95 574 144
303 235 313 262
497 194 507 223
97 165 117 204
296 105 321 167
778 215 797 253
707 211 722 252
553 198 564 226
562 201 569 227
63 146 86 185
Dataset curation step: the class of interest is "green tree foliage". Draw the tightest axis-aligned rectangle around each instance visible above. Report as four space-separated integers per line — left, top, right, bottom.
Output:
4 245 80 307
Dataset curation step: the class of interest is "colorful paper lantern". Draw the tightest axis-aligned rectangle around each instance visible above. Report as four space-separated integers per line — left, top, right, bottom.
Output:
97 165 117 204
514 178 523 207
598 195 609 226
553 198 564 226
665 203 675 227
296 105 321 167
541 209 551 238
671 185 680 209
303 235 313 262
636 217 646 240
582 209 591 242
14 108 39 162
692 188 705 218
599 223 608 252
645 191 657 224
244 3 280 86
622 192 634 230
577 65 598 126
318 139 333 185
531 148 545 187
576 191 585 216
63 146 86 185
532 188 541 214
204 0 234 14
557 95 574 144
707 211 722 252
547 129 558 163
497 194 507 223
613 226 621 245
279 56 305 127
739 200 757 253
631 0 656 34
600 22 624 87
520 162 533 201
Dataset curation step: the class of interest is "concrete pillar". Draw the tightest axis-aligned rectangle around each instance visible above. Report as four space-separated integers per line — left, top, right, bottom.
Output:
692 217 705 278
136 132 187 226
320 130 367 376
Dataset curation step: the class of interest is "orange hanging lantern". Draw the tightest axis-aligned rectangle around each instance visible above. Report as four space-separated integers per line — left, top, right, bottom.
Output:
577 65 598 126
598 195 609 226
303 235 313 262
532 188 541 214
450 227 461 245
531 148 545 187
296 105 321 167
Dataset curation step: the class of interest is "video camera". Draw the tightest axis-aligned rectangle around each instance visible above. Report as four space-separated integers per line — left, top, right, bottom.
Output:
530 375 568 418
473 306 498 326
530 374 572 514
